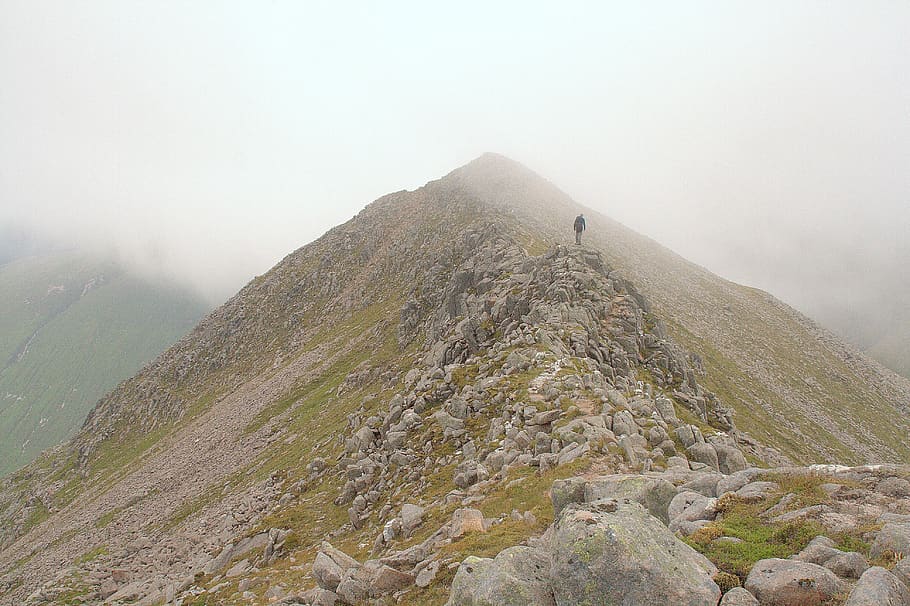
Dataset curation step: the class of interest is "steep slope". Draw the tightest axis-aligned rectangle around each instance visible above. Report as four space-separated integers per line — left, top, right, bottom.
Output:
0 252 208 475
0 155 907 605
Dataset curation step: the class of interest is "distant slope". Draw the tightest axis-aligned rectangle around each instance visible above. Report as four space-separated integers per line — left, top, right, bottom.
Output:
0 252 208 476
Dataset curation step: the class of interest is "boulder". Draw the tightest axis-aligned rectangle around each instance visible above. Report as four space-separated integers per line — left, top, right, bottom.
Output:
744 558 842 606
720 587 760 605
687 442 720 471
550 478 586 518
446 546 555 606
449 508 486 539
894 557 910 589
735 481 779 503
549 501 720 605
680 473 723 498
714 445 748 474
871 523 910 559
312 543 360 591
843 566 910 606
668 491 717 528
582 474 677 524
400 504 425 537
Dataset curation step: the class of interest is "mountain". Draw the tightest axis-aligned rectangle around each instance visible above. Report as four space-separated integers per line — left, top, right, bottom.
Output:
0 155 907 605
0 251 208 476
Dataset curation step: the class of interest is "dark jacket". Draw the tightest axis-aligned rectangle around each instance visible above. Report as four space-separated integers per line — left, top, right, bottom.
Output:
574 215 586 232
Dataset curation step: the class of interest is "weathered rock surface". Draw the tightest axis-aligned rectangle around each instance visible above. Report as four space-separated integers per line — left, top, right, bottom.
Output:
446 547 554 606
549 501 720 606
744 558 842 606
843 566 910 606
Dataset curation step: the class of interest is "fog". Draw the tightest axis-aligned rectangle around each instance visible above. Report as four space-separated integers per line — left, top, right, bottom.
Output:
1 2 908 351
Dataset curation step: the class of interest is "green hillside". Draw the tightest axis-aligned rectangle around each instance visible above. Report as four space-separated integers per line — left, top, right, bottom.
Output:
0 252 208 476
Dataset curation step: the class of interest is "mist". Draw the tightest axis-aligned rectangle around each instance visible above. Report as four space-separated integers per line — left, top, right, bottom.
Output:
2 1 908 353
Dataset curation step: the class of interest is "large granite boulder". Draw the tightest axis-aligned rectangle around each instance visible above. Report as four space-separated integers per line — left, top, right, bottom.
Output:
549 500 720 605
744 558 842 606
446 546 555 606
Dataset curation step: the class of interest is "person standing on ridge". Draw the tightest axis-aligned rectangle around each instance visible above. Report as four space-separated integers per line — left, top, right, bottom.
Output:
574 213 586 245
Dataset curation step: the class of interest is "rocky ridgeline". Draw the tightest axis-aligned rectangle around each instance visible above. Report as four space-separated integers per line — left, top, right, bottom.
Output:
329 236 762 538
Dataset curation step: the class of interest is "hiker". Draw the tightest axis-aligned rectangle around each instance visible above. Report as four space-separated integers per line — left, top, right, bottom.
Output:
574 214 586 245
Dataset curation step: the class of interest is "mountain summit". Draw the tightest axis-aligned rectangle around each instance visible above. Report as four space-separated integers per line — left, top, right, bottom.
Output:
1 155 908 604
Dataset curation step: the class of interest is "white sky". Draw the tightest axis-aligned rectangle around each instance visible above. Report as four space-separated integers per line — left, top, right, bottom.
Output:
1 1 908 330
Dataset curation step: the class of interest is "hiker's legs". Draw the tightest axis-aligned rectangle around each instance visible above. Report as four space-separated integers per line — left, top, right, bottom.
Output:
575 230 581 245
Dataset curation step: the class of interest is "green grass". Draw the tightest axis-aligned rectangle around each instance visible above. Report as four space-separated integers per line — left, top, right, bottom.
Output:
0 252 207 477
685 472 869 583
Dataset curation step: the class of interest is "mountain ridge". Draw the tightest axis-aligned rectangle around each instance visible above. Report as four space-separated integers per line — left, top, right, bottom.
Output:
0 154 907 604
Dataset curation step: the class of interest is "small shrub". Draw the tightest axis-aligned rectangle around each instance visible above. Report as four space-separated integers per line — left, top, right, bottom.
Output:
713 571 741 593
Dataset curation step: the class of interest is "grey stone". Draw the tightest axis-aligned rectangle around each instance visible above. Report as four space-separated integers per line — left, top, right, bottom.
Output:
843 566 910 606
894 557 910 589
668 491 717 525
735 481 779 502
550 501 720 606
400 503 425 537
680 473 723 497
446 546 555 606
583 474 678 524
720 587 759 605
687 442 720 472
744 558 843 606
824 551 869 580
717 469 764 496
872 523 910 559
715 445 748 474
550 477 586 518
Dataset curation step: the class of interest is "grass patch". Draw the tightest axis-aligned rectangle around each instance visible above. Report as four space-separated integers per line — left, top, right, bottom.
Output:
74 545 108 565
685 488 826 582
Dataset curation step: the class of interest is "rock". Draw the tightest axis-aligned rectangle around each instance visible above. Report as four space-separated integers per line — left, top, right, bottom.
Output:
871 523 910 559
794 536 868 580
655 397 679 424
680 473 723 498
446 546 555 606
416 560 440 588
582 474 678 524
876 477 910 497
720 587 760 605
843 566 910 606
550 501 720 605
675 425 704 448
435 410 466 431
735 481 779 503
824 551 869 580
298 588 339 606
794 536 840 564
668 491 717 527
450 508 486 539
313 542 360 591
530 409 561 426
550 478 587 518
715 445 748 474
687 442 719 471
365 561 414 595
894 557 910 589
400 503 425 537
744 558 842 606
717 469 764 496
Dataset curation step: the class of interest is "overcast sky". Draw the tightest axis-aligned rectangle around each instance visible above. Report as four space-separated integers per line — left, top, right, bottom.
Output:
1 2 908 338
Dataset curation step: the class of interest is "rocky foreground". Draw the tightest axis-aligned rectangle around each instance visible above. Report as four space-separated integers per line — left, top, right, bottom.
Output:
292 463 910 606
